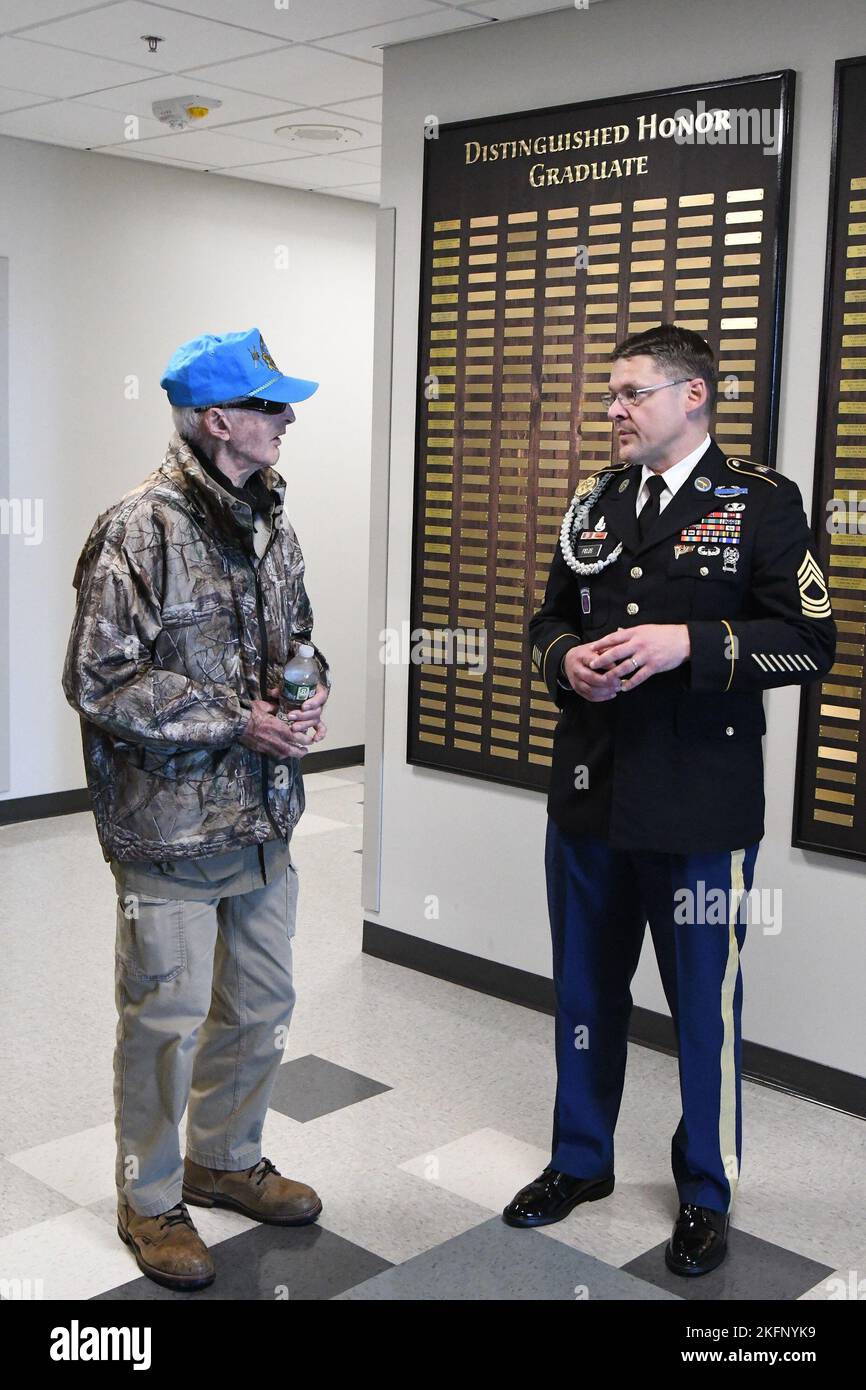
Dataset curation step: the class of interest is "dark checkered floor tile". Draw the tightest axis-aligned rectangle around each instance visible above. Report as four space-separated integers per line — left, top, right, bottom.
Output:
268 1054 391 1123
622 1226 834 1300
336 1217 680 1300
94 1221 391 1301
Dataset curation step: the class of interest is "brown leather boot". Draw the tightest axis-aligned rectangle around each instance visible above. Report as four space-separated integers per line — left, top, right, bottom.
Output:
182 1156 322 1226
117 1199 216 1291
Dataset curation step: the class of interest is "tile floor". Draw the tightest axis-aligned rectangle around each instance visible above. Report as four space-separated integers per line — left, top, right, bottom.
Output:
0 764 863 1300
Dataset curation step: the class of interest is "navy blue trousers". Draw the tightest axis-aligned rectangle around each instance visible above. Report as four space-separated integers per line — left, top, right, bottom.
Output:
545 818 759 1214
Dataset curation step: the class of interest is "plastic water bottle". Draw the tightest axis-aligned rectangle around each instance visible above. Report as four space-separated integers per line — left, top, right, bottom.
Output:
281 643 320 709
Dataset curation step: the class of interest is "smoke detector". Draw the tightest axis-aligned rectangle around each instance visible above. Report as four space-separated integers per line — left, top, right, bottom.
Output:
273 122 362 152
152 95 222 130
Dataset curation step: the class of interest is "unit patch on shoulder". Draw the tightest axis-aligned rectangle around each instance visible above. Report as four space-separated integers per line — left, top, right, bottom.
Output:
573 461 630 501
726 457 777 485
574 473 600 500
797 550 832 618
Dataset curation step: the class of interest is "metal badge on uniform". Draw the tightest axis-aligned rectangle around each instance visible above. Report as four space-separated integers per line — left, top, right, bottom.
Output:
724 501 746 512
715 485 748 497
577 543 602 558
697 544 721 556
580 586 592 615
723 546 740 574
618 477 631 492
674 543 695 558
694 476 712 492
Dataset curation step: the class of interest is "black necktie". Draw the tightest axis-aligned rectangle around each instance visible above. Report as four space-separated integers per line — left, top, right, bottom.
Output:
637 472 667 542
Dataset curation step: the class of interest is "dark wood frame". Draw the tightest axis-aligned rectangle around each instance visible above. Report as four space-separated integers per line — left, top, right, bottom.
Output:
793 55 866 862
408 71 796 791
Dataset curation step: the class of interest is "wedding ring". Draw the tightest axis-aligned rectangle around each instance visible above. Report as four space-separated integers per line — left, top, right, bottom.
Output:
630 658 639 673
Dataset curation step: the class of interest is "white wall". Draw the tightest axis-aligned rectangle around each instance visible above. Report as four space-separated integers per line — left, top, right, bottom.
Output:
0 136 376 801
369 0 866 1075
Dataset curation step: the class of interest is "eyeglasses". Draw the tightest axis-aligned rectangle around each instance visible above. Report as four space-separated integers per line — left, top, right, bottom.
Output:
194 398 288 415
601 378 694 409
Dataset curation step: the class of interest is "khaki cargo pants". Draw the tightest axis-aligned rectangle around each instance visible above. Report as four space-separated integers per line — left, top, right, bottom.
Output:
113 866 298 1216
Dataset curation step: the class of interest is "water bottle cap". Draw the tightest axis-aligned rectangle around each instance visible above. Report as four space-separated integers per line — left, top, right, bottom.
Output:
297 643 315 657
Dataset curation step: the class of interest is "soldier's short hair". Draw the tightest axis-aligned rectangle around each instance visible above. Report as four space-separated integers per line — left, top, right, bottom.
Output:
610 323 717 415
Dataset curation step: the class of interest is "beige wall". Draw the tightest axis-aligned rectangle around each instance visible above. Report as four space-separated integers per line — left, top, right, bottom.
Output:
0 135 376 799
368 0 866 1074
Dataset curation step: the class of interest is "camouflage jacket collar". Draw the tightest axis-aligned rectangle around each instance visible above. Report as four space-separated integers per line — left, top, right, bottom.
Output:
159 432 285 542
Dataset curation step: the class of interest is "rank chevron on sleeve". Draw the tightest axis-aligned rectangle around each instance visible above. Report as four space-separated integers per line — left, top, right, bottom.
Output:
797 549 832 618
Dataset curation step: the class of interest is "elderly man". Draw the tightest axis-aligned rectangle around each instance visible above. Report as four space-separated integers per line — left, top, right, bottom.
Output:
63 328 330 1292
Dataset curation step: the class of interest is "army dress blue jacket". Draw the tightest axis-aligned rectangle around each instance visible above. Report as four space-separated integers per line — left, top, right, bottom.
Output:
528 439 836 854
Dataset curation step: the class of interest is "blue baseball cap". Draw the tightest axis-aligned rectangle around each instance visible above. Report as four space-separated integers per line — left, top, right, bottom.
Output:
160 327 318 407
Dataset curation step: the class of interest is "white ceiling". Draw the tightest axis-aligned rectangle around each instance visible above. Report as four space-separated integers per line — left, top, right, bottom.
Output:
0 0 605 202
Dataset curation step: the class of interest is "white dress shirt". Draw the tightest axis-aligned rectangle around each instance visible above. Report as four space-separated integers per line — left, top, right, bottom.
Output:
635 433 712 518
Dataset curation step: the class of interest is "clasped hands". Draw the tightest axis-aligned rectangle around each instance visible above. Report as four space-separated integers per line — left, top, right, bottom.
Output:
239 682 329 758
562 624 691 702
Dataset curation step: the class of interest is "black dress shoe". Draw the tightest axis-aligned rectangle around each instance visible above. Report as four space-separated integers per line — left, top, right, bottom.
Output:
502 1168 615 1227
665 1202 729 1276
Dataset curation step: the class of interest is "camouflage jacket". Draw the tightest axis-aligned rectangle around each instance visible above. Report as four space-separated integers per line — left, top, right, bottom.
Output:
62 433 330 863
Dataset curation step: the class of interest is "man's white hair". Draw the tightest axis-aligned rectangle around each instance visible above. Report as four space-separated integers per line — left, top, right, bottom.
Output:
171 405 207 447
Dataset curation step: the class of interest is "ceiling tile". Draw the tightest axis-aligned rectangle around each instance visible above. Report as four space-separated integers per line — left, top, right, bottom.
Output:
70 98 167 141
180 45 382 108
0 96 163 148
207 105 382 154
97 144 207 169
325 94 382 123
0 1 100 35
0 83 53 113
465 0 587 18
208 163 293 188
313 8 491 62
221 151 378 189
95 124 297 166
21 0 282 71
153 1 445 44
72 74 301 124
335 144 380 167
0 35 154 97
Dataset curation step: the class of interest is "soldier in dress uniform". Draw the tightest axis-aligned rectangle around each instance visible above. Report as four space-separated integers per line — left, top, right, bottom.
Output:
503 324 836 1276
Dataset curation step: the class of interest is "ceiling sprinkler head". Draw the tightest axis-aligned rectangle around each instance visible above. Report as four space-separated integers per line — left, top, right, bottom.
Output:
141 34 165 54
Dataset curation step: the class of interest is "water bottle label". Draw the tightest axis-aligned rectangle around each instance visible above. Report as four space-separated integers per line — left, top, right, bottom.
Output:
283 680 316 704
